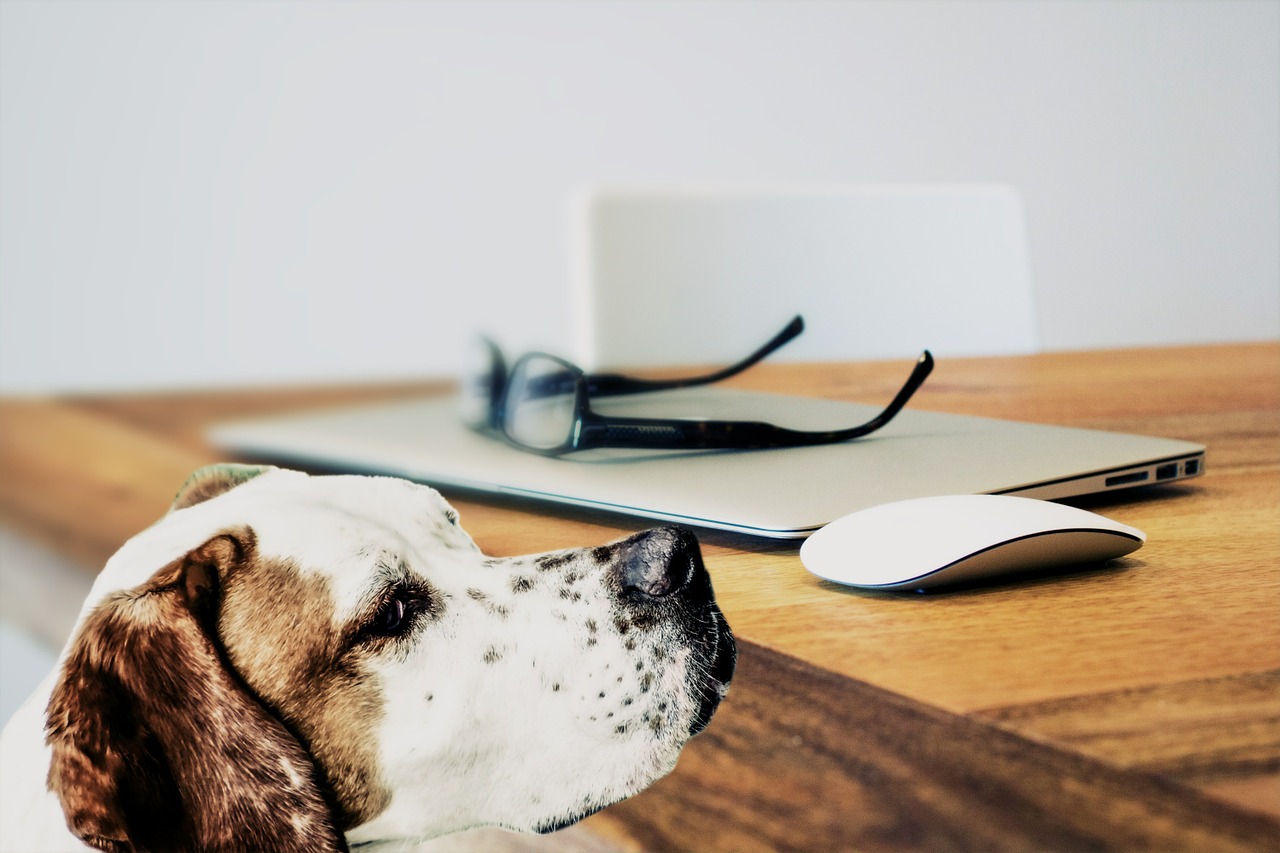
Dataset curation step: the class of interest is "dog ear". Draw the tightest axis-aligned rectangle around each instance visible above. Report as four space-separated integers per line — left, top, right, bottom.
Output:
45 529 349 853
170 463 279 512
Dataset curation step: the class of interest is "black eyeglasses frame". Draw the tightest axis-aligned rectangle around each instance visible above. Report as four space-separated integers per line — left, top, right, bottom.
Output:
498 348 935 457
469 315 807 432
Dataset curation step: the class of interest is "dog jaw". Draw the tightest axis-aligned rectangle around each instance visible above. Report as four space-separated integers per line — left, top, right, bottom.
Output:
349 527 735 843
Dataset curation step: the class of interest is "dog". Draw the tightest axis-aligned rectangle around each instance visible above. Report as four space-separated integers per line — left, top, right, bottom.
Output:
0 464 735 852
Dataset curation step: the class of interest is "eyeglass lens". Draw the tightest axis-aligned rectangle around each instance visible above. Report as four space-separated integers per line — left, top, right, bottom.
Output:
503 355 580 452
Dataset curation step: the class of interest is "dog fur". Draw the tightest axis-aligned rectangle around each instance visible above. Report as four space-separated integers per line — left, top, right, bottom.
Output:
0 465 734 852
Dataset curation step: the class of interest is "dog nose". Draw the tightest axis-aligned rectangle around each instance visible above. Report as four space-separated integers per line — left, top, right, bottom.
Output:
615 526 702 601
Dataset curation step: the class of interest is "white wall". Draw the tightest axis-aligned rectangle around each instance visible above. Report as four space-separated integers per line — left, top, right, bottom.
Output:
2 0 1276 393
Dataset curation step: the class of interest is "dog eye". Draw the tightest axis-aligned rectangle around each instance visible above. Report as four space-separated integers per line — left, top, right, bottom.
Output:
365 591 426 642
357 581 437 647
373 596 407 635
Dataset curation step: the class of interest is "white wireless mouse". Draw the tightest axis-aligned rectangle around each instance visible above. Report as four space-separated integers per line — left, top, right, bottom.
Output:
800 494 1146 592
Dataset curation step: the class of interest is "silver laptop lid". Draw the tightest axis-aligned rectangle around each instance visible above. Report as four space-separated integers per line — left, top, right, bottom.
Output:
209 388 1204 539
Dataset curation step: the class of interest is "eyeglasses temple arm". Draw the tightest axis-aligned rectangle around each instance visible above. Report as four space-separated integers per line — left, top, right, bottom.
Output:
841 349 934 437
584 315 805 397
575 350 934 452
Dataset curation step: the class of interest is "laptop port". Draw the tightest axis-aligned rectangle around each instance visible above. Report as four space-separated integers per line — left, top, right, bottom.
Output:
1105 470 1150 488
1156 463 1178 481
1185 459 1201 476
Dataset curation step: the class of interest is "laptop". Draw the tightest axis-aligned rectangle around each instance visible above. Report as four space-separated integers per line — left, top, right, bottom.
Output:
208 387 1205 540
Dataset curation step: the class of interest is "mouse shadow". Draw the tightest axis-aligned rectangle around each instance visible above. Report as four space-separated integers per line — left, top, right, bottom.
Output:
816 556 1145 599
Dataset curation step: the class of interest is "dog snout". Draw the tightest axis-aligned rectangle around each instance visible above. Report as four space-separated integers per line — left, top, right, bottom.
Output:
613 526 703 602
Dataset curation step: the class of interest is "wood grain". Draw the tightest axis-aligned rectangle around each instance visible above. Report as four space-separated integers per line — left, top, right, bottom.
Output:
589 641 1280 852
0 399 217 567
2 343 1278 851
978 671 1280 816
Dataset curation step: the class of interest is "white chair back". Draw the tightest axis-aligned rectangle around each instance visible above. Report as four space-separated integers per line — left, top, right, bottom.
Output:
571 185 1038 369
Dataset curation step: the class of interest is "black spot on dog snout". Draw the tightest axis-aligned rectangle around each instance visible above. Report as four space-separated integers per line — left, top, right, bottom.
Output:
467 587 510 618
537 553 573 573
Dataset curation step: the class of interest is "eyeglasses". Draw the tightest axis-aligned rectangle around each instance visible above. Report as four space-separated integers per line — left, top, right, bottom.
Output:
462 317 934 456
461 315 807 432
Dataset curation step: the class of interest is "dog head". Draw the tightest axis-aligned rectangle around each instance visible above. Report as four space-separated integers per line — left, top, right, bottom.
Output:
44 465 734 851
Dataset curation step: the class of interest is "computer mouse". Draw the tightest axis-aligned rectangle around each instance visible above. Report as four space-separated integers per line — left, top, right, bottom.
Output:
799 494 1145 592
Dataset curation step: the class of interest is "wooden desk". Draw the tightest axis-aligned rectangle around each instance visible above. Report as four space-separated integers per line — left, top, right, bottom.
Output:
2 343 1277 851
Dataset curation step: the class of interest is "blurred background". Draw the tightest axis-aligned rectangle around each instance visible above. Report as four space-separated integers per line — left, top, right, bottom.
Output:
2 0 1277 394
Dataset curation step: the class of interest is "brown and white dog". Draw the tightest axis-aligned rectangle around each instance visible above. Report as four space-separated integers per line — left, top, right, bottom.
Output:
0 465 734 852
